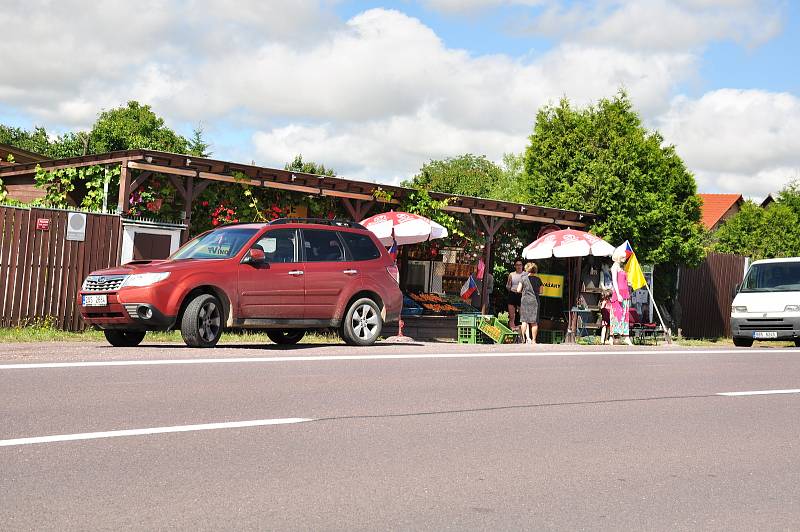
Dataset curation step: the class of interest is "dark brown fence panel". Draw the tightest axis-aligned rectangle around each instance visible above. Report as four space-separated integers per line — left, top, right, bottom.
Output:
0 207 122 331
679 252 747 338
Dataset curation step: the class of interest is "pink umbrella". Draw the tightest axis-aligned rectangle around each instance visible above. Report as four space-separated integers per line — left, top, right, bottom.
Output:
360 211 448 246
522 229 614 259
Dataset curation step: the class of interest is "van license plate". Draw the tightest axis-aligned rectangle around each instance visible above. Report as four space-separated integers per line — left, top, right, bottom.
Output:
82 295 107 307
753 331 778 339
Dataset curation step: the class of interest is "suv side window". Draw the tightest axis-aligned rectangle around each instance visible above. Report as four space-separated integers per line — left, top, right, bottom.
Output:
302 229 346 262
340 232 381 261
253 229 299 263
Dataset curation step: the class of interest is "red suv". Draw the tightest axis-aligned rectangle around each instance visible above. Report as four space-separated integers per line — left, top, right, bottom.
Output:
78 219 402 348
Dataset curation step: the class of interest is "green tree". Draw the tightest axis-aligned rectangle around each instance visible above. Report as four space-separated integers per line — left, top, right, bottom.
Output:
521 92 705 267
187 126 212 157
0 125 88 158
713 182 800 259
403 154 502 198
89 101 189 153
284 154 336 176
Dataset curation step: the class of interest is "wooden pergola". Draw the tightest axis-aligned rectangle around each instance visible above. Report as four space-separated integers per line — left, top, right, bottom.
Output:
0 149 596 313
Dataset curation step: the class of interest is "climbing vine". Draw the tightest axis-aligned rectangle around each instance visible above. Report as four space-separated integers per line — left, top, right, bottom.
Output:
34 164 121 211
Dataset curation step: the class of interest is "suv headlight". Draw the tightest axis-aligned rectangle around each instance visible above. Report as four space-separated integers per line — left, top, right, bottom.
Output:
121 272 170 287
785 305 800 312
732 306 747 313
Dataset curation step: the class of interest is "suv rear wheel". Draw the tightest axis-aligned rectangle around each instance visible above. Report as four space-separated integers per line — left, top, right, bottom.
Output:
181 293 223 348
733 337 753 348
267 330 305 345
104 330 146 347
341 298 382 346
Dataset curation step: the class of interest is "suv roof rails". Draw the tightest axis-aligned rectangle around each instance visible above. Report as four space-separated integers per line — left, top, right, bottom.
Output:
268 218 367 230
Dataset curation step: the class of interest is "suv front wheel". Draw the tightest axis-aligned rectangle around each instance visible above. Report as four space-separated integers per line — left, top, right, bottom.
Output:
341 298 382 346
181 293 224 348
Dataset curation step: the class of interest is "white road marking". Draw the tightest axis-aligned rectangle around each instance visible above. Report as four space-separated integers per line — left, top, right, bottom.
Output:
717 389 800 397
0 418 313 447
0 348 798 370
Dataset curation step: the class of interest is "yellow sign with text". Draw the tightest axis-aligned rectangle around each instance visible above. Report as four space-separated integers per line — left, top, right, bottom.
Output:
538 273 564 299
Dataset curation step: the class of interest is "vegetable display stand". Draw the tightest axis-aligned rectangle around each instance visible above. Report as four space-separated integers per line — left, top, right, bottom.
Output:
477 317 518 344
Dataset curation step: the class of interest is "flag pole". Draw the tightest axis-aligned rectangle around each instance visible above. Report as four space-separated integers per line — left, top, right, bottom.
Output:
643 280 672 344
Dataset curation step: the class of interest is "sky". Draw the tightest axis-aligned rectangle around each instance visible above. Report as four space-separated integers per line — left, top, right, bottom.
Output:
1 0 798 200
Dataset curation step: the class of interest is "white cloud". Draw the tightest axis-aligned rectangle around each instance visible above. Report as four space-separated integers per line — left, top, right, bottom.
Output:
659 89 800 196
518 0 783 51
0 2 796 199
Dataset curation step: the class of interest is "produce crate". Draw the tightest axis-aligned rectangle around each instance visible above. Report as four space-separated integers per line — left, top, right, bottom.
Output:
538 330 564 344
457 326 479 344
457 313 484 327
477 317 518 344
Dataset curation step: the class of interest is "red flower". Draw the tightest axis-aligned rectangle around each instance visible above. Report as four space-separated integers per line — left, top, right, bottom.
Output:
227 209 234 215
201 201 209 207
273 206 282 213
212 219 219 226
232 219 239 223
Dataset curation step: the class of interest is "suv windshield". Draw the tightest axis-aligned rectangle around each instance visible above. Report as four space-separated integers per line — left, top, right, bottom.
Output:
741 262 800 292
171 227 258 260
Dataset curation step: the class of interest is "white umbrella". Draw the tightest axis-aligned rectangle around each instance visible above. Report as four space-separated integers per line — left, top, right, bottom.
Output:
522 229 615 259
360 211 448 246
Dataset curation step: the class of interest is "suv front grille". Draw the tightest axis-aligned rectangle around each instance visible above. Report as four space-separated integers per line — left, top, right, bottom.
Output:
83 275 127 292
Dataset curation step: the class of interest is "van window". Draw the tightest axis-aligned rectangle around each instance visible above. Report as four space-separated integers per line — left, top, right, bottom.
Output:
340 232 381 261
741 262 800 292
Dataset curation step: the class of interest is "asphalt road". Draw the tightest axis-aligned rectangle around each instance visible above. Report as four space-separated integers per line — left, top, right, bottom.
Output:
1 342 799 530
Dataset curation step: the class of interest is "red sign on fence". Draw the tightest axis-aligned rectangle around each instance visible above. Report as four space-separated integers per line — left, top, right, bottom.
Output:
36 218 50 231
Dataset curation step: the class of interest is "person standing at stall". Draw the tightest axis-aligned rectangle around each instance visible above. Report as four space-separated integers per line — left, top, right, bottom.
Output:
519 262 543 344
506 260 525 331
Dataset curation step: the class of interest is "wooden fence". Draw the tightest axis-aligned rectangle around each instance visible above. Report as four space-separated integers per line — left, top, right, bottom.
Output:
0 206 121 331
678 252 746 338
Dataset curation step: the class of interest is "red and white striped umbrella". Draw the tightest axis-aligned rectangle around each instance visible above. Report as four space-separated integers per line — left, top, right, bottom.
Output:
522 229 614 259
360 211 448 246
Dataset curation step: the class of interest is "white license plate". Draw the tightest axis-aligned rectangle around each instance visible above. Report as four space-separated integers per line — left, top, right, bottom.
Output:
753 331 778 339
82 294 108 307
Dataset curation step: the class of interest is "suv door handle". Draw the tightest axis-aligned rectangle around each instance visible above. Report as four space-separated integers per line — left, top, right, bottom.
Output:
343 269 358 275
288 270 304 276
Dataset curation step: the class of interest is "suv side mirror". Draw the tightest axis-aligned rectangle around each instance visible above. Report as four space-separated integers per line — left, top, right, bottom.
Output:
244 248 266 265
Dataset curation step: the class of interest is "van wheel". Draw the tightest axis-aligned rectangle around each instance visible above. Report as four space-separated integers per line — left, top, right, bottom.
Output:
181 294 223 348
795 338 800 348
267 330 305 345
733 337 753 348
104 330 146 347
341 298 382 346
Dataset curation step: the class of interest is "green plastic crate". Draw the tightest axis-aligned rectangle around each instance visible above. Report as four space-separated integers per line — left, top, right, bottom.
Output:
457 313 482 327
457 326 478 344
538 330 564 344
477 317 518 344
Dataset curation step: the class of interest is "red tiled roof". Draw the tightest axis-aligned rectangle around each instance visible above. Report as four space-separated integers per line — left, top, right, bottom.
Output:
698 193 743 230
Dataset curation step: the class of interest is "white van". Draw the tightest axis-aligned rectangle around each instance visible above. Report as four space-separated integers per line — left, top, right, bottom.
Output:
731 257 800 347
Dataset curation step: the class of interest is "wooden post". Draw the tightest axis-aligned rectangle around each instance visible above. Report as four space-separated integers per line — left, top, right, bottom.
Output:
117 163 131 214
477 215 506 314
341 198 375 222
182 176 194 243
